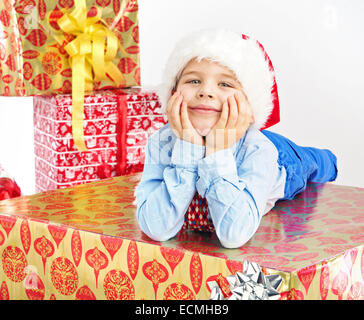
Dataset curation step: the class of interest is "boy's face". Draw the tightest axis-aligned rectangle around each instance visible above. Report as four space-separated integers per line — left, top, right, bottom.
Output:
175 58 243 136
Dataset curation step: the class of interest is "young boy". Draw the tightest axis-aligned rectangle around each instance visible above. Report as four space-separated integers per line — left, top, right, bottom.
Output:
136 29 337 248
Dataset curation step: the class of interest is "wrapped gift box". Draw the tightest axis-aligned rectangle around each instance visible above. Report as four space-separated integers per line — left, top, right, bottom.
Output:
0 174 363 300
33 89 167 192
0 0 139 96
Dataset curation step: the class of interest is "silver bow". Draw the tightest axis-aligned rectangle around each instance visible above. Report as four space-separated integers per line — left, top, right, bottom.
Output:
208 260 282 300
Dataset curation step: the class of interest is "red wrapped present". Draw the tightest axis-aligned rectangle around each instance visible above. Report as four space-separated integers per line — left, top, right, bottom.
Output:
33 89 167 192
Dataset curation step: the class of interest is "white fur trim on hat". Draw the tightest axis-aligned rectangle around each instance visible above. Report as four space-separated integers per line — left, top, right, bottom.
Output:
157 28 275 130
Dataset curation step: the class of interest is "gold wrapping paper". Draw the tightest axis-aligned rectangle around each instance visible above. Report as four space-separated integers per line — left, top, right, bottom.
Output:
0 0 140 96
0 174 363 300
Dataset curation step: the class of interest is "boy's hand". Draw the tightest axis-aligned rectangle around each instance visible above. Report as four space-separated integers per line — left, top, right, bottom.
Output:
166 91 205 146
205 91 254 157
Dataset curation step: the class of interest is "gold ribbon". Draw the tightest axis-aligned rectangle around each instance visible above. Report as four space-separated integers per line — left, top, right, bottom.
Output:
54 0 127 151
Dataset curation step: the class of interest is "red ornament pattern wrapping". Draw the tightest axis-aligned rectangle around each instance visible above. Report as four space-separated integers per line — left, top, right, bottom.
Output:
48 224 67 248
34 235 55 274
0 215 17 237
33 88 167 192
163 283 196 300
20 219 31 255
2 246 27 282
297 264 316 295
0 281 9 300
127 241 139 280
103 269 135 300
75 285 96 300
101 235 123 261
143 259 169 299
160 247 185 274
50 257 78 295
71 230 82 267
0 0 140 96
85 247 109 288
190 253 202 295
0 176 363 300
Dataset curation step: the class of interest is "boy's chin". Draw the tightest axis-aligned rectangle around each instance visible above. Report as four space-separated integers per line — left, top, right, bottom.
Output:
195 127 212 137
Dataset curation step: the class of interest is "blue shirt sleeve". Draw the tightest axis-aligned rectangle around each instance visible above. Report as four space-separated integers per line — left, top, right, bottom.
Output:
136 129 205 241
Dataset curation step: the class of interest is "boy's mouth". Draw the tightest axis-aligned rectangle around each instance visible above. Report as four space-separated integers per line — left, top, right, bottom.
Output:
189 104 220 114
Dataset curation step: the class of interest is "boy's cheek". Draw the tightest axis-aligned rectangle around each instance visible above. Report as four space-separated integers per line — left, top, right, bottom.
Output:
175 84 192 99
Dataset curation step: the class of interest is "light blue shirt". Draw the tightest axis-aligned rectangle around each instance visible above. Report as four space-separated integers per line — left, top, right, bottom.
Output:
136 124 286 248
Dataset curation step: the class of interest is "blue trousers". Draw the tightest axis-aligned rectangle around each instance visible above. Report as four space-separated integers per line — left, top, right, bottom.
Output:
262 130 338 200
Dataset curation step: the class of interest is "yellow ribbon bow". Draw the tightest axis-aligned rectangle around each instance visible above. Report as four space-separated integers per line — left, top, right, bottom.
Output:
56 0 126 151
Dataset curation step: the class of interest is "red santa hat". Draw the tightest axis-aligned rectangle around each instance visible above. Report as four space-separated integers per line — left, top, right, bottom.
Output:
158 29 280 130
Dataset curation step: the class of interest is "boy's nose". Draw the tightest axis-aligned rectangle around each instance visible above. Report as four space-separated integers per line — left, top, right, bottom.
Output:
199 92 214 99
197 87 214 99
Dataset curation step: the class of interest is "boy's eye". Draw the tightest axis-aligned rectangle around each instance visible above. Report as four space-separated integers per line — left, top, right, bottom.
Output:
219 82 232 88
187 79 200 84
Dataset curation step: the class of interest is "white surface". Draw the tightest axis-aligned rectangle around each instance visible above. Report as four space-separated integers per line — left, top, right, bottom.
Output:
0 0 363 195
0 97 35 195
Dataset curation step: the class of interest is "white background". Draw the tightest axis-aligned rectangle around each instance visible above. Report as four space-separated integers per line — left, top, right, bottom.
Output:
0 0 363 195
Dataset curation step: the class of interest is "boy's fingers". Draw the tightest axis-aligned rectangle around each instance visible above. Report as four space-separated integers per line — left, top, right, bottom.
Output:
166 91 180 114
168 93 183 135
181 101 192 129
216 100 229 129
226 95 238 129
181 101 197 143
235 91 245 126
236 91 254 128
